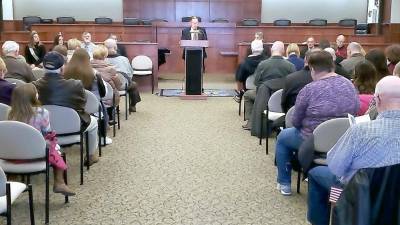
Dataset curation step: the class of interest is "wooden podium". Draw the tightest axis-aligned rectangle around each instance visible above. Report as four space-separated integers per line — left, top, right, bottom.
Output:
180 40 209 97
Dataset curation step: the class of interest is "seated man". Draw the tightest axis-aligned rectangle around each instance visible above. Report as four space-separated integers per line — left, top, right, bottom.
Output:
81 32 96 59
300 37 316 58
0 58 15 105
104 38 141 112
242 41 296 130
2 41 36 83
33 52 99 165
307 75 400 225
275 51 359 196
234 40 266 101
335 34 347 63
340 42 365 76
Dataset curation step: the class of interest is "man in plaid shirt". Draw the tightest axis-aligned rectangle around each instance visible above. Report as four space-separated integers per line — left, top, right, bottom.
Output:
307 75 400 225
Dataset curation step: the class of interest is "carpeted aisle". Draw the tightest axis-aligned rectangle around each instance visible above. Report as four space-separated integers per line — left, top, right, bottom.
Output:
9 90 308 225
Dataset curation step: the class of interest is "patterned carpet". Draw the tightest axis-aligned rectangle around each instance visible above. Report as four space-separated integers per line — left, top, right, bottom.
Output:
8 91 309 225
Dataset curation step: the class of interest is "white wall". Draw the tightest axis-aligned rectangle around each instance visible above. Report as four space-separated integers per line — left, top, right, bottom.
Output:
261 0 368 23
391 0 400 23
2 0 14 20
12 0 123 21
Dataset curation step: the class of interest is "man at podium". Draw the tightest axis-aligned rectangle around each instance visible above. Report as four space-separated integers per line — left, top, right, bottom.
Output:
181 16 207 59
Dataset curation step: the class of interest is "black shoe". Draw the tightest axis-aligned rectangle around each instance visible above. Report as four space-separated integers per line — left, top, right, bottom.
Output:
233 95 241 103
242 124 251 130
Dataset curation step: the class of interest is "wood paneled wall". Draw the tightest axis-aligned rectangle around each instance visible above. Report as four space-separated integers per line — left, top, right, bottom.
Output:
123 0 261 23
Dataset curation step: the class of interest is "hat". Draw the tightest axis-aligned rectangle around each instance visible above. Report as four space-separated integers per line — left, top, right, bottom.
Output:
251 40 264 54
43 51 65 70
2 41 19 53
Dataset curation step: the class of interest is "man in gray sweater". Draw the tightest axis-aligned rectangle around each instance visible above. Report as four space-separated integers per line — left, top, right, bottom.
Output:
243 41 296 129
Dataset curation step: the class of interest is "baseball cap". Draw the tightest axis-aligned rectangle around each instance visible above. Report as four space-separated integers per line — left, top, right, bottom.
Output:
43 51 65 70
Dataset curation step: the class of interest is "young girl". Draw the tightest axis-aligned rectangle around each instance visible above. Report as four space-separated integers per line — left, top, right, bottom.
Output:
24 30 46 67
8 83 75 196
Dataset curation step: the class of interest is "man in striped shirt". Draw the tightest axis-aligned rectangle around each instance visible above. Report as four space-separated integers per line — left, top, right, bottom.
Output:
307 75 400 225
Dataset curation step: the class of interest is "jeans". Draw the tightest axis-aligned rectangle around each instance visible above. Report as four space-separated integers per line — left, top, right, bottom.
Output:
276 127 304 185
307 166 340 225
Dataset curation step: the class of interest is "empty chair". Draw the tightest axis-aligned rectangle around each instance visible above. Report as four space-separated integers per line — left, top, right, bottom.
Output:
338 19 357 27
284 106 295 128
211 18 229 23
356 23 369 34
313 118 350 165
123 18 141 25
40 19 53 24
150 18 168 23
22 16 41 30
0 167 35 225
95 17 113 24
0 121 49 223
0 103 10 121
309 19 327 26
141 19 152 25
4 78 25 87
274 19 291 26
182 16 201 22
56 16 76 24
241 19 259 26
131 55 154 94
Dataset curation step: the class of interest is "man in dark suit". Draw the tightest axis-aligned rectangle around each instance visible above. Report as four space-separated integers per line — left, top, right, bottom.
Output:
181 16 207 59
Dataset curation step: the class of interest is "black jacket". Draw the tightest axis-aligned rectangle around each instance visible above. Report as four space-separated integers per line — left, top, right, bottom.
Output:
25 44 46 66
235 54 267 83
333 164 400 225
181 27 208 59
281 66 312 113
33 73 90 127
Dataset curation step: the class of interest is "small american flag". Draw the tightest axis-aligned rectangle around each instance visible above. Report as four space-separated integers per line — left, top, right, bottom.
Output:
329 186 343 203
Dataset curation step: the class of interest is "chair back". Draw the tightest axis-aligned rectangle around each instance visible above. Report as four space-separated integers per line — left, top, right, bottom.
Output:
43 105 81 135
274 19 291 26
40 19 53 24
211 18 229 23
241 19 259 26
95 17 112 24
131 55 153 71
84 90 100 114
151 18 168 23
0 103 11 121
268 89 284 113
285 106 295 128
5 78 26 87
22 16 41 30
338 19 357 27
102 82 114 101
57 16 75 24
0 167 6 197
309 19 327 26
0 121 46 160
123 18 141 25
245 75 256 90
313 118 350 153
182 17 201 22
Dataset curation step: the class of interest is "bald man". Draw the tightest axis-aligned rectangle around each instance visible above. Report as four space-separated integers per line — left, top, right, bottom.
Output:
340 42 365 75
335 34 347 60
307 75 400 225
300 37 315 58
242 41 296 129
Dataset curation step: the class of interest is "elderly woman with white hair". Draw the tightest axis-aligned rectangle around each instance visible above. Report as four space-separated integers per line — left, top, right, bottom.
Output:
234 40 267 102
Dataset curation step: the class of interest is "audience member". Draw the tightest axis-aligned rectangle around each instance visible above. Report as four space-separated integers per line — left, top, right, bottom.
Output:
394 62 400 76
67 38 82 62
2 41 36 82
108 34 127 58
254 31 263 41
8 83 75 196
53 45 68 62
318 39 330 50
0 57 15 105
335 34 347 61
340 42 364 76
33 51 100 166
281 50 315 113
353 60 379 115
307 75 400 225
104 38 141 112
24 31 46 67
324 47 349 79
52 32 65 49
234 40 267 102
286 43 304 71
275 51 359 195
300 37 315 58
365 48 390 79
242 41 296 130
385 44 400 74
81 32 96 59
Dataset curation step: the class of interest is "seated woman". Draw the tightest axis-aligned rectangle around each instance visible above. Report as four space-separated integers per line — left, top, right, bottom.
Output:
64 49 111 145
353 60 379 115
385 44 400 74
286 43 304 71
234 40 267 102
275 51 359 195
52 32 65 50
66 38 82 62
24 31 46 67
8 83 75 196
0 57 15 105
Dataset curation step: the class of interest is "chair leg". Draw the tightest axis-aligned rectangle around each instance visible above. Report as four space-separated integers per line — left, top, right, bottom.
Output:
259 113 263 146
297 170 301 194
266 135 269 155
243 102 246 121
98 123 102 157
45 151 49 224
151 73 154 94
28 184 35 225
62 153 69 203
80 134 84 185
113 107 116 137
6 183 11 225
117 106 121 130
85 132 90 171
238 97 242 116
125 93 128 120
